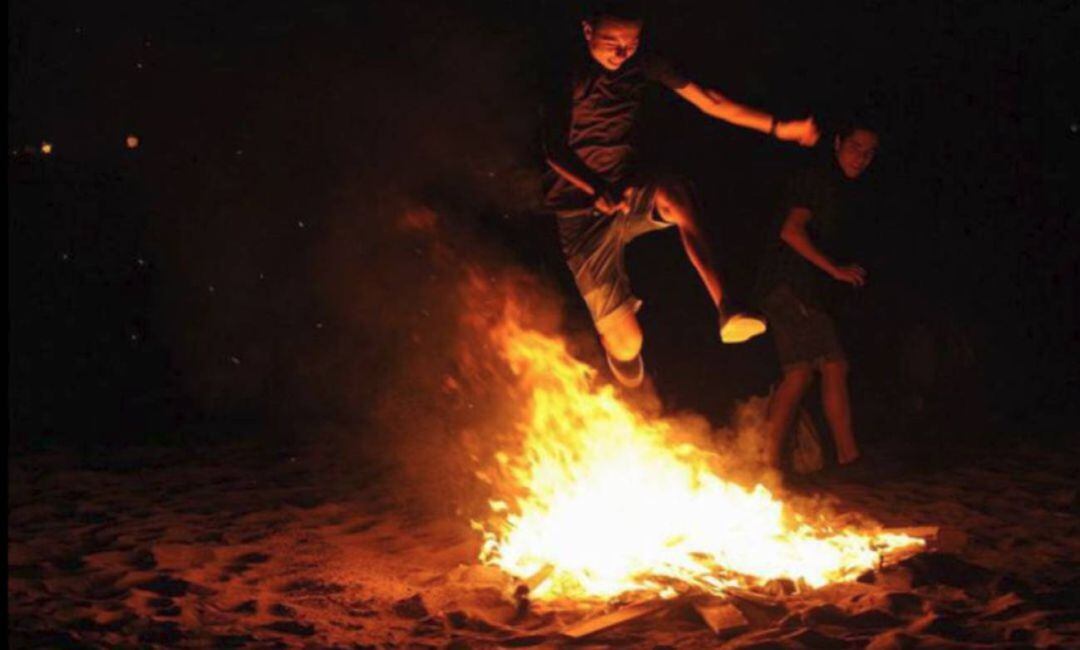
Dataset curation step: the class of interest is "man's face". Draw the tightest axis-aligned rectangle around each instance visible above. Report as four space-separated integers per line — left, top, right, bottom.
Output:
582 16 643 71
834 129 879 179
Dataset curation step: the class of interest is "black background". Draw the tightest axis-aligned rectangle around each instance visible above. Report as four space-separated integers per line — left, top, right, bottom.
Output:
9 1 1078 452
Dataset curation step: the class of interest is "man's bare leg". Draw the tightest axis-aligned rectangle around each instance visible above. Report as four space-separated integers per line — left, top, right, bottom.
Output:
653 180 764 343
653 180 724 308
764 365 813 467
821 359 860 464
597 308 645 386
598 308 643 361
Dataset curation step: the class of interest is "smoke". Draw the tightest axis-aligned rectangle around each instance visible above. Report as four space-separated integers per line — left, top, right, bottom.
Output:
137 2 576 511
141 2 793 517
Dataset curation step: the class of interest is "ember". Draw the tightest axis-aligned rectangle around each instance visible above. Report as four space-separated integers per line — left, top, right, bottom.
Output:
475 316 925 602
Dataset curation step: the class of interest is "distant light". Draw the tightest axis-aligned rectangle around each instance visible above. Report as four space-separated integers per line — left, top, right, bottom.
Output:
136 62 144 70
125 134 140 149
229 356 241 365
298 220 306 229
1070 122 1079 134
40 141 53 155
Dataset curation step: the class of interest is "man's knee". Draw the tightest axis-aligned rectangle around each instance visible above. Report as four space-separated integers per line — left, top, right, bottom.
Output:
599 312 643 360
653 176 696 224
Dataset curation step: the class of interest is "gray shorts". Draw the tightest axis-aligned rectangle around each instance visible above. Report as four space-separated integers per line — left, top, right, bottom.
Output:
762 284 846 369
555 179 674 329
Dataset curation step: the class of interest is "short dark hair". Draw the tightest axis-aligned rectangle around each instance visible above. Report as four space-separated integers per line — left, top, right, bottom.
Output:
835 114 880 141
585 0 646 25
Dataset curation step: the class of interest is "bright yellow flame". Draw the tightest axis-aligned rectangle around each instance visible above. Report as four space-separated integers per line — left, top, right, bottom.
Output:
40 141 53 155
477 317 924 601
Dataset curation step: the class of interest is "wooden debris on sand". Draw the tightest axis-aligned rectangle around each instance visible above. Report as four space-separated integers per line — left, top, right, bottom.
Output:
510 564 554 620
882 526 940 541
691 597 749 637
881 525 968 556
561 599 672 638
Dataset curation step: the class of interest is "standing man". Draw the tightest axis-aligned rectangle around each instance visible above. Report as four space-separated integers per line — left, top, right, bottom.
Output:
757 120 880 468
543 1 819 387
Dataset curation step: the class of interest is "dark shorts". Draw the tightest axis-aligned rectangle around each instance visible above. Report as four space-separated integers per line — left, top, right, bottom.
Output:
554 177 674 329
762 284 846 369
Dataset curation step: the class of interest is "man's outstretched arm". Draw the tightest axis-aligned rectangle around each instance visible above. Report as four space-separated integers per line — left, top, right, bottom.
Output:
673 83 819 146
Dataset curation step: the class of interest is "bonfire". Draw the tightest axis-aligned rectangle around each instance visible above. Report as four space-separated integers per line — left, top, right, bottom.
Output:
473 316 926 607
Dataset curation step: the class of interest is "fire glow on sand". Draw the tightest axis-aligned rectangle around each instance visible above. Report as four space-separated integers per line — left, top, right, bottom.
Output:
474 315 925 603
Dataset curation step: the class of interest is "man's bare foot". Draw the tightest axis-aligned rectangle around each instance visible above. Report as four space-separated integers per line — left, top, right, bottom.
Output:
837 449 861 465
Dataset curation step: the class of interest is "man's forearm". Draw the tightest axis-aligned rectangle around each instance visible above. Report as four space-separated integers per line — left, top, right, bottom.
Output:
702 89 774 133
545 155 607 197
781 224 837 277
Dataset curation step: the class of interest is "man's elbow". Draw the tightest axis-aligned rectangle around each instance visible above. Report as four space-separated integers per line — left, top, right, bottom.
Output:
779 224 799 246
703 101 733 121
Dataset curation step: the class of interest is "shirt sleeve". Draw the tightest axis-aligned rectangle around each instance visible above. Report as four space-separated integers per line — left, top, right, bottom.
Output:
642 54 689 90
784 167 823 214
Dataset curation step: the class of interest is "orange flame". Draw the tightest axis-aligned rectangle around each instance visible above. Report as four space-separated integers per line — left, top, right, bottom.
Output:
475 315 923 602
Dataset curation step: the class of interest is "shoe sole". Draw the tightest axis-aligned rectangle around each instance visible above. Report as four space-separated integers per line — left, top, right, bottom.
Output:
605 351 644 388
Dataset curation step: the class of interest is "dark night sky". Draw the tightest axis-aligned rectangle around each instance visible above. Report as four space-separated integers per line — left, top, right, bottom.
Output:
8 1 1079 450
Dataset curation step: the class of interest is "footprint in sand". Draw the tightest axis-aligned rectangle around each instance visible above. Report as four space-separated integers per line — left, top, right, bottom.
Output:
262 620 316 636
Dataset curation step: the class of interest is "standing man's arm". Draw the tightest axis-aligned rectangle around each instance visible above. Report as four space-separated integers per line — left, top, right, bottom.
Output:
673 82 819 146
780 207 867 285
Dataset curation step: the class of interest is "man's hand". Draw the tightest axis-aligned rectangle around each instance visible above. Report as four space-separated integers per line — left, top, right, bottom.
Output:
830 263 868 287
594 186 635 216
776 117 820 147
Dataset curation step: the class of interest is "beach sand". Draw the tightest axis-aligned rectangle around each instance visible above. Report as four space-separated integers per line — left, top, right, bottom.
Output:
8 437 1078 648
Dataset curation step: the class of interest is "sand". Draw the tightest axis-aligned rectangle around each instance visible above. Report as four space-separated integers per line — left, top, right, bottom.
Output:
8 437 1079 648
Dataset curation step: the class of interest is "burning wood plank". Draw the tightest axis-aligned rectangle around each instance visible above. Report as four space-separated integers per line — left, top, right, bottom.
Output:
513 563 554 597
691 597 749 637
511 564 555 620
561 599 671 639
883 525 969 554
882 526 940 541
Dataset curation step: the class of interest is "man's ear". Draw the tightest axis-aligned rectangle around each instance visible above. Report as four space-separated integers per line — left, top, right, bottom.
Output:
582 20 593 42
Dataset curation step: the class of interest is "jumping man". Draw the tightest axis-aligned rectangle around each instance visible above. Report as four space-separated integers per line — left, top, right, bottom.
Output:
543 1 819 387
